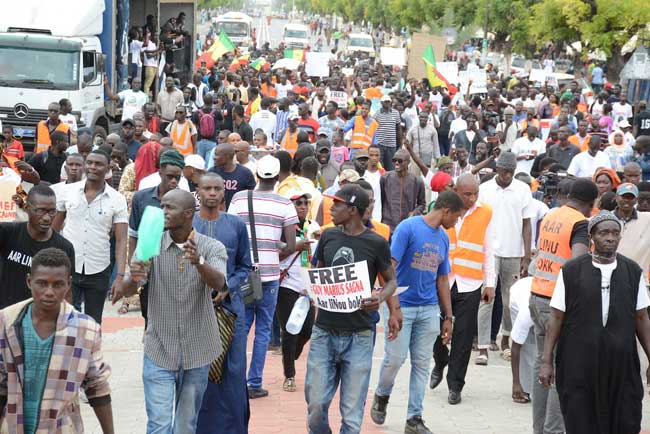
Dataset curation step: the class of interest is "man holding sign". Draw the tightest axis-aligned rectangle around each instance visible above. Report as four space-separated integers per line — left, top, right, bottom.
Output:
305 184 397 434
371 191 463 434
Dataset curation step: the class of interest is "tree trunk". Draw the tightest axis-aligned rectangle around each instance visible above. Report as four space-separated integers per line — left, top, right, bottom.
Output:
606 48 626 82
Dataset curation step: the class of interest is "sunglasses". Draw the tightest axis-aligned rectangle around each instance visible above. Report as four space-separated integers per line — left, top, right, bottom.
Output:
392 158 404 164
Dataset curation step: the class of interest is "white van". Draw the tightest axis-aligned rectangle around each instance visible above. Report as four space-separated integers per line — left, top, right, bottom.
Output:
345 33 375 58
282 23 310 50
212 12 253 52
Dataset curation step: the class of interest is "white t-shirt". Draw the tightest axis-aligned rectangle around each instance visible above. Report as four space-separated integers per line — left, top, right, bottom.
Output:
529 198 549 250
611 102 633 128
250 110 277 141
118 89 149 120
478 178 534 257
275 83 291 99
511 137 545 175
567 151 612 178
187 82 208 108
129 40 144 67
59 113 78 133
551 262 650 327
510 276 534 345
449 118 467 139
142 41 158 67
364 169 383 222
279 220 321 292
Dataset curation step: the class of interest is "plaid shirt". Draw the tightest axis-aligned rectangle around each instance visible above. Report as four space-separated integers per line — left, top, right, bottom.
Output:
144 231 228 370
0 300 111 434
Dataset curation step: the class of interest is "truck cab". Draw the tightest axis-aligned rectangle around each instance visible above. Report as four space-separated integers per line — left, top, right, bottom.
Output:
282 23 310 50
212 12 253 53
344 33 375 59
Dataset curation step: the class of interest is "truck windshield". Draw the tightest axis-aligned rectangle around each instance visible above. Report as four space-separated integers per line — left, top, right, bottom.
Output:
285 29 308 39
215 22 249 37
0 46 78 90
349 38 373 48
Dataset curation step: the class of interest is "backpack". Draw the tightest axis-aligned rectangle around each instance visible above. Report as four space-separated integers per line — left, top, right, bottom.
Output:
198 108 216 138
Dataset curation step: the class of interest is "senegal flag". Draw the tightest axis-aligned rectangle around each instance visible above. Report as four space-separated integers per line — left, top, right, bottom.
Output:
250 57 270 71
229 53 250 71
284 49 306 61
422 45 450 89
196 31 236 69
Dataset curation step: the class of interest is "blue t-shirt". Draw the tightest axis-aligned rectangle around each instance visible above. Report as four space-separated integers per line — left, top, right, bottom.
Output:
390 216 450 307
209 164 257 209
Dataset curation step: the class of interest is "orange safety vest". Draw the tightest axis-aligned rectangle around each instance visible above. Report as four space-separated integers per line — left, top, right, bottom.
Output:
320 196 334 228
171 121 193 156
519 118 540 134
36 120 70 153
350 116 378 150
446 203 492 280
531 206 586 298
568 133 591 152
281 130 299 156
261 83 277 98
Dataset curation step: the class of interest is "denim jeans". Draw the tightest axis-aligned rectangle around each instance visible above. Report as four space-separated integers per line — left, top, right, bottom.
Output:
196 139 216 164
142 354 210 434
376 304 440 419
305 326 373 434
378 145 397 171
245 280 280 389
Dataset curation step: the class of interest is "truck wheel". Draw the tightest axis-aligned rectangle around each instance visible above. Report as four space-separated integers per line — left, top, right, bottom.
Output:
93 125 108 147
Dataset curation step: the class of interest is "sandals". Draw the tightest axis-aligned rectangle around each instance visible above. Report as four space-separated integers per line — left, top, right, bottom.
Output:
117 303 130 315
489 342 499 351
512 392 531 404
475 354 488 366
501 349 512 361
283 377 296 392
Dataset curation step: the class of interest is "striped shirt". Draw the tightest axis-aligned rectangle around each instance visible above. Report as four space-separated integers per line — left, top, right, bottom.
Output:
144 231 228 370
228 190 299 282
373 108 401 148
275 110 290 141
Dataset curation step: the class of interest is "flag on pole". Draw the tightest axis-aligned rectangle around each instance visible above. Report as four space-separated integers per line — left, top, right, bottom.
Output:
196 31 236 69
283 49 306 61
250 57 270 71
229 53 250 71
422 45 451 89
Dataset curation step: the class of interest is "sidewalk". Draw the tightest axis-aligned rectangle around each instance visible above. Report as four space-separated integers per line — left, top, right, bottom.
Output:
83 302 650 434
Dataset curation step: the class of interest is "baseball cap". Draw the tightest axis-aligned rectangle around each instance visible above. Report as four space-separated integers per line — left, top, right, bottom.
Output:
256 155 281 179
338 169 361 183
324 184 370 210
288 113 300 121
316 139 331 151
184 154 206 171
616 182 638 197
281 187 312 201
380 94 392 102
618 120 631 128
317 130 329 137
353 149 369 160
121 118 135 126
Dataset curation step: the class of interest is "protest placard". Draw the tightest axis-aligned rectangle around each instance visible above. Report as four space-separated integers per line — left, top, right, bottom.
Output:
329 90 348 108
437 62 459 86
305 52 331 77
459 68 488 94
302 261 372 313
0 179 18 222
380 47 407 66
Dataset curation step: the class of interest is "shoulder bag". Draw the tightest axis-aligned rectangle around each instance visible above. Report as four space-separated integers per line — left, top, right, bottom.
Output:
241 190 264 304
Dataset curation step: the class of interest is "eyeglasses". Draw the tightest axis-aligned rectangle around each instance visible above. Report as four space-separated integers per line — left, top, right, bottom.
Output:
392 158 404 164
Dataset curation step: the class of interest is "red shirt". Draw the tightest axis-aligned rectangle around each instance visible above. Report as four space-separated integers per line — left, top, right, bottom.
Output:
2 139 24 160
297 117 320 142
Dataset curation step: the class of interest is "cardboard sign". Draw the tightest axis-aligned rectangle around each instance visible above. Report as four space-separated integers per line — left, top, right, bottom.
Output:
305 52 331 77
302 261 372 313
380 47 406 66
0 179 18 222
459 68 487 94
329 90 349 108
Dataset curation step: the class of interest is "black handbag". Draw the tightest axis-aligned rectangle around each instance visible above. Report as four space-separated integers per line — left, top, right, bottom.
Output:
241 190 264 304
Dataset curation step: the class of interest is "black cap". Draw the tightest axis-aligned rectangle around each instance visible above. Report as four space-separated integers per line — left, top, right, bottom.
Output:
316 139 331 151
324 184 370 210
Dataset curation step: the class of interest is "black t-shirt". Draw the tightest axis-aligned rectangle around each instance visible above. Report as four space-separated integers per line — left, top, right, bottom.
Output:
28 151 67 185
314 227 391 331
634 110 650 137
235 121 254 143
570 220 589 248
0 222 75 309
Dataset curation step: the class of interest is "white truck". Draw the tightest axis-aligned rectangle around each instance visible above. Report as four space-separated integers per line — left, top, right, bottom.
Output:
0 0 197 151
212 12 253 53
282 23 310 50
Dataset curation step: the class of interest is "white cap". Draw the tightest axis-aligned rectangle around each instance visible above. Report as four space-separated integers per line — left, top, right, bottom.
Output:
380 94 392 102
184 154 206 171
618 120 631 128
256 155 281 179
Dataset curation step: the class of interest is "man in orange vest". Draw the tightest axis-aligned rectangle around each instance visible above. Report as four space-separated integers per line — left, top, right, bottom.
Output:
165 105 197 156
429 173 495 405
342 99 378 159
278 113 300 156
528 178 598 434
36 102 70 153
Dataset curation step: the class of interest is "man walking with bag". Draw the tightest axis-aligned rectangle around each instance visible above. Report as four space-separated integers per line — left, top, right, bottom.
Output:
228 155 297 399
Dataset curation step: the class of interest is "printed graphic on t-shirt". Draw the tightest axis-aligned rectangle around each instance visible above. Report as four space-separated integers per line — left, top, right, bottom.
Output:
411 242 442 273
333 247 355 266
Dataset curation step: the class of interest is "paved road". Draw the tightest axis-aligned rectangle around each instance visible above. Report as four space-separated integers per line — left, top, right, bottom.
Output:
81 301 650 434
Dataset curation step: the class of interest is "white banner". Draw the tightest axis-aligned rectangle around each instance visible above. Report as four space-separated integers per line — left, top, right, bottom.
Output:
380 47 407 66
302 261 372 313
459 68 487 94
305 52 331 77
328 90 348 108
529 69 558 87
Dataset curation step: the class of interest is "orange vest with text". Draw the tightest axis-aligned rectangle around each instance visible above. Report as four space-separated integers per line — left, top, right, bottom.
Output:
446 203 492 280
531 206 586 298
36 120 70 153
170 120 194 156
350 116 378 150
281 130 299 156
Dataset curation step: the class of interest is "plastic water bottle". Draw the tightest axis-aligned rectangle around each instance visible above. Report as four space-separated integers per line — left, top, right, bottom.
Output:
286 296 310 335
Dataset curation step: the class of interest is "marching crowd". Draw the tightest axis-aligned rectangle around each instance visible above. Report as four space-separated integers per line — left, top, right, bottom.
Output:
2 34 650 434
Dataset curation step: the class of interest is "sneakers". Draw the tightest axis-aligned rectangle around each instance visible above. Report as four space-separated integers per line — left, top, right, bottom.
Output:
283 377 296 392
370 393 389 425
448 390 462 405
429 365 444 389
405 416 433 434
247 386 269 399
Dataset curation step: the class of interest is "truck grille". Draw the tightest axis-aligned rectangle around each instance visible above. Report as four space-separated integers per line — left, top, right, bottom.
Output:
0 106 49 125
285 42 306 49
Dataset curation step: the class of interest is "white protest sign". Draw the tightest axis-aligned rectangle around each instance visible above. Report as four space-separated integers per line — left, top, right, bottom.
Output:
436 62 459 86
529 69 558 87
305 52 331 77
380 47 406 66
302 261 372 313
0 179 18 222
329 90 348 108
459 68 487 94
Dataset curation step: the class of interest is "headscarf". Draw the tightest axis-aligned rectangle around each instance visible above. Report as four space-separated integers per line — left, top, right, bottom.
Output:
135 141 162 189
592 167 621 191
429 171 453 193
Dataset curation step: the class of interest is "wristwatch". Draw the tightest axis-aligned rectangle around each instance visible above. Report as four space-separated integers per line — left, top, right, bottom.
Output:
442 315 454 322
198 255 205 266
